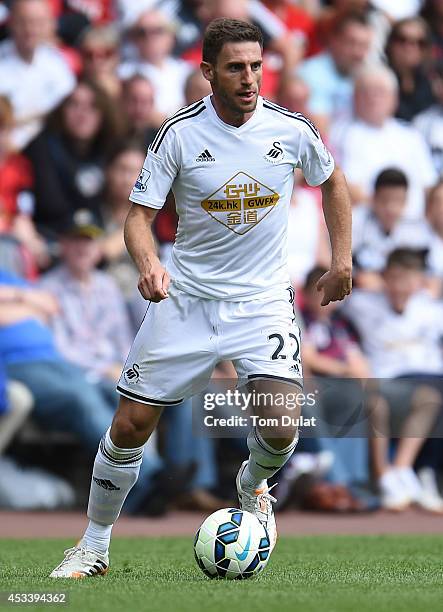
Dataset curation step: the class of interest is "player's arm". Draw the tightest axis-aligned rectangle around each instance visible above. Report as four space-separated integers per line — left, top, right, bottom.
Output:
318 166 352 305
124 204 170 302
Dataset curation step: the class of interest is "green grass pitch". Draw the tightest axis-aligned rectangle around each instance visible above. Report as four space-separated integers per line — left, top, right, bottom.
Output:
1 535 442 612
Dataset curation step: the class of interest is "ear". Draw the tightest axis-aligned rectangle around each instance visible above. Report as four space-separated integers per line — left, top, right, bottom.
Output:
200 61 214 82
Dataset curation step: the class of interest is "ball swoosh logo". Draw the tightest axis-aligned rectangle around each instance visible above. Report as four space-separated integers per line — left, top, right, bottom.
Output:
235 529 251 561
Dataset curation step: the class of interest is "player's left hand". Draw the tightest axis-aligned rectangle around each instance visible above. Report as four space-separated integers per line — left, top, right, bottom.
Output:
316 268 352 306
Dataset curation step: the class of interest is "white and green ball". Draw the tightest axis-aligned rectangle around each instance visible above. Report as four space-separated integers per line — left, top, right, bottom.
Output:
194 508 271 580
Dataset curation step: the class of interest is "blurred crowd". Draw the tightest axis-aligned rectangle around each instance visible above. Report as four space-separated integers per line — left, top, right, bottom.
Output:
1 0 443 517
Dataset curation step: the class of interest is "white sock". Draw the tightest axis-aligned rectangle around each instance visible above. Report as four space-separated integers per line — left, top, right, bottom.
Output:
83 428 144 553
82 521 113 556
241 427 298 491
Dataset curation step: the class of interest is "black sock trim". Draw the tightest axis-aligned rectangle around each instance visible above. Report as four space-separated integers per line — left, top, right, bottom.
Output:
253 428 297 457
255 462 282 471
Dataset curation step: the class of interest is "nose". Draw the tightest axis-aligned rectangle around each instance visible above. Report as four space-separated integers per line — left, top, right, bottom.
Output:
241 67 254 85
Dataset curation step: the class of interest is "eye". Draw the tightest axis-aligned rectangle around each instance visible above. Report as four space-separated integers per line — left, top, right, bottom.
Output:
252 62 262 71
229 64 242 72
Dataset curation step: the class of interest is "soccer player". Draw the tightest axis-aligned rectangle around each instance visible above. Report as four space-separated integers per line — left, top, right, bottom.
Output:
50 18 352 578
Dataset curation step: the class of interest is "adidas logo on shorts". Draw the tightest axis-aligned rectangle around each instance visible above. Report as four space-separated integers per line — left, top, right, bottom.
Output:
196 149 215 162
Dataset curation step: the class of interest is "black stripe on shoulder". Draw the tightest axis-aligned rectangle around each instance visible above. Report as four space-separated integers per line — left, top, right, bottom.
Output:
149 99 205 153
263 101 319 138
152 105 206 154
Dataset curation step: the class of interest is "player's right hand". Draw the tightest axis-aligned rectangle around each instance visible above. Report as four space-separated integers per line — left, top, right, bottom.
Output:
138 260 170 302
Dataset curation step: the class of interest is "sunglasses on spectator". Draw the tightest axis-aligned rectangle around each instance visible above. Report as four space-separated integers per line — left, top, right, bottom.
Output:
392 34 428 48
132 26 170 39
83 47 117 60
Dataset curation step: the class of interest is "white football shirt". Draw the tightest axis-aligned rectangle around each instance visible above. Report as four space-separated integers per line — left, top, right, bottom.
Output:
129 95 334 300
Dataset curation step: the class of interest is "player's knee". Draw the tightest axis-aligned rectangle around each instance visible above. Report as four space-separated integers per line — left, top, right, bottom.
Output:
111 413 139 444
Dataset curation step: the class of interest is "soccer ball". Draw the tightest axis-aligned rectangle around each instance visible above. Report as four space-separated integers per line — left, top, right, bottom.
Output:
194 508 271 579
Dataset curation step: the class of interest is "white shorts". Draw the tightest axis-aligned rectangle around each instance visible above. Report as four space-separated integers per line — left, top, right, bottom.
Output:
117 284 303 406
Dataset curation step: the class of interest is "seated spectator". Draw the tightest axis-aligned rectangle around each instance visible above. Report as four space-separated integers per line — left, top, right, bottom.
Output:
25 79 123 234
121 75 162 146
0 0 75 150
0 268 162 514
184 68 212 105
40 210 132 402
261 0 316 57
0 95 49 272
330 64 437 218
353 168 429 290
276 75 311 118
0 358 33 454
342 248 443 512
414 59 443 177
311 0 390 62
119 8 192 117
385 17 434 122
297 12 372 135
99 142 147 300
425 181 443 293
421 0 443 61
79 24 121 99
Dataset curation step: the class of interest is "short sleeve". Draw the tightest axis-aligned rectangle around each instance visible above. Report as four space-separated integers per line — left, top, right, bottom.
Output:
129 129 180 209
297 125 335 187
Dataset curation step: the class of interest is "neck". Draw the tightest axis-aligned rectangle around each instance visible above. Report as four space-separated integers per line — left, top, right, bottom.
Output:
67 268 92 284
210 94 255 127
15 42 34 63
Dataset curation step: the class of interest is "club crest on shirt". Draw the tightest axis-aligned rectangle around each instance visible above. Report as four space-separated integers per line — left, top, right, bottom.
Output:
133 168 151 192
264 141 284 163
201 171 280 235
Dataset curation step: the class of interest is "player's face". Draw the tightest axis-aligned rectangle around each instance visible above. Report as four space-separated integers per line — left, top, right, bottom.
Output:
427 186 443 235
202 41 262 123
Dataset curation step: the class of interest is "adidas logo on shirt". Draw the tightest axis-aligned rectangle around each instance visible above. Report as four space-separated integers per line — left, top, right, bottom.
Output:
196 149 215 162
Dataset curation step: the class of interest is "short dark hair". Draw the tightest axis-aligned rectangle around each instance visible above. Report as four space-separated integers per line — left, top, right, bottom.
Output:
374 168 408 191
202 18 263 65
386 248 427 271
331 12 370 37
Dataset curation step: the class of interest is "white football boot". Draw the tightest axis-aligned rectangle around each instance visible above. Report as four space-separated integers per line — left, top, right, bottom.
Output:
49 545 109 578
236 461 277 550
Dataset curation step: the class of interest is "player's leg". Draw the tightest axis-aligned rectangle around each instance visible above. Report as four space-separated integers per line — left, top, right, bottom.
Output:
226 287 303 547
236 378 301 548
50 395 162 578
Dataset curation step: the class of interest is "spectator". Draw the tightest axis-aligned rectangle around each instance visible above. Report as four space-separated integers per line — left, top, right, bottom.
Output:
297 12 373 135
276 74 311 118
119 8 192 117
0 95 49 272
0 0 75 149
0 359 33 454
184 68 212 105
330 64 437 219
99 141 146 301
425 180 443 292
342 248 443 512
385 17 434 122
79 24 121 99
312 0 390 62
25 79 122 234
40 209 132 402
0 268 162 514
353 168 429 290
121 75 162 146
421 0 443 60
414 59 443 177
261 0 316 57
